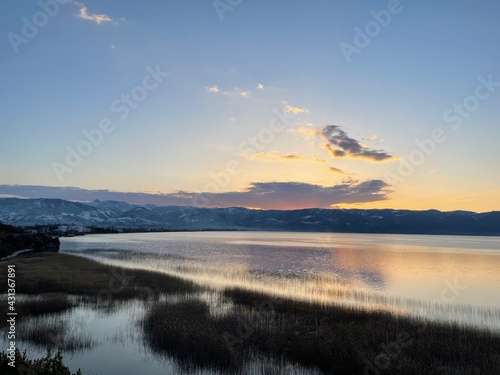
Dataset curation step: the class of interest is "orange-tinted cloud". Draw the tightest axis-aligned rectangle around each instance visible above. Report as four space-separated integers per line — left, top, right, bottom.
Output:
78 4 113 24
285 103 307 114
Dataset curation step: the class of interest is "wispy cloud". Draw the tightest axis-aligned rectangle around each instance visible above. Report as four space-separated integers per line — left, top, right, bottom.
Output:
240 151 327 164
312 154 327 163
77 3 113 24
328 166 346 175
320 125 395 162
0 182 392 210
0 194 27 199
207 85 250 97
295 127 318 139
284 103 307 114
207 85 219 93
224 87 250 97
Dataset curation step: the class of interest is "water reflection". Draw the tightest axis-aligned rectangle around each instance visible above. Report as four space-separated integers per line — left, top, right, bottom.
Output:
61 232 500 332
0 296 323 375
63 250 500 330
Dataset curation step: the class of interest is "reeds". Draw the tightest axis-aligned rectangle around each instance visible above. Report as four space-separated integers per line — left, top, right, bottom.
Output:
0 252 200 300
142 287 500 374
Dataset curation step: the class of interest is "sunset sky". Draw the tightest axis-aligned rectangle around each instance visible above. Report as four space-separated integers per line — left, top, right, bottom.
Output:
1 0 499 211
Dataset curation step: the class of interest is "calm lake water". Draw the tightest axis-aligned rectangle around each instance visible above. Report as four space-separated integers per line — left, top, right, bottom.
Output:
4 231 500 374
61 231 500 315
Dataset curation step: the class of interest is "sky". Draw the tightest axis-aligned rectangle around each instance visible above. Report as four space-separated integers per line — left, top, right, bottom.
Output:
0 0 499 212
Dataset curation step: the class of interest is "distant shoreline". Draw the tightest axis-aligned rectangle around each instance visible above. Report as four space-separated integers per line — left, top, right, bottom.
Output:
62 228 500 237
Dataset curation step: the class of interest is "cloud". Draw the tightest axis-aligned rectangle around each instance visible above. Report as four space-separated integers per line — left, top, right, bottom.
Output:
77 3 113 24
207 85 219 93
257 83 264 90
240 151 303 162
0 181 391 210
295 127 318 139
328 167 346 175
312 154 327 163
207 85 255 97
320 125 394 162
365 134 384 145
285 104 307 114
240 151 327 164
0 194 27 199
223 87 250 98
197 180 392 209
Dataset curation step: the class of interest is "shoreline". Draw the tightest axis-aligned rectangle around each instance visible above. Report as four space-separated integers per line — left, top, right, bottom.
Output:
1 252 500 374
55 228 500 237
0 248 34 261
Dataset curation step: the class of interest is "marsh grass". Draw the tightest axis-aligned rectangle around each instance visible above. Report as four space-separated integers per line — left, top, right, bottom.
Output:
141 287 500 374
226 288 500 374
3 252 500 374
143 298 242 372
16 294 74 316
0 252 200 299
3 310 97 353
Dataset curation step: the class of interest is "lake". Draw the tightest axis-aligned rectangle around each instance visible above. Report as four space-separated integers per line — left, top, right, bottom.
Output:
61 231 500 324
5 231 500 374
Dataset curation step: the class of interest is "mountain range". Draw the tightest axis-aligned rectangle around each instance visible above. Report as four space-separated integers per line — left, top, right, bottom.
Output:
0 198 499 235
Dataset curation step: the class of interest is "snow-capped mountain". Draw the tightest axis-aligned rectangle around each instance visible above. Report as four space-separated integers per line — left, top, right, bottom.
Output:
0 198 499 235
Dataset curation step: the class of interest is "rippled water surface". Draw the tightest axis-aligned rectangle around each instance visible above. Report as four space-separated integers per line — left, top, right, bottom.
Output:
61 231 500 329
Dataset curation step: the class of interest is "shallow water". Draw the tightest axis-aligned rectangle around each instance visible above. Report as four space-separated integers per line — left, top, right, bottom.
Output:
60 231 500 329
1 295 323 375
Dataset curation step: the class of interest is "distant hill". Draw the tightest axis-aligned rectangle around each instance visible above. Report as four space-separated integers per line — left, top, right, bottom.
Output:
0 198 499 236
0 221 60 258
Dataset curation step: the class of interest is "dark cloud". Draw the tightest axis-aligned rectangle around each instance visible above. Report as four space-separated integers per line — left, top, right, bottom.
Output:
0 181 391 210
320 125 394 162
203 181 390 209
328 166 345 174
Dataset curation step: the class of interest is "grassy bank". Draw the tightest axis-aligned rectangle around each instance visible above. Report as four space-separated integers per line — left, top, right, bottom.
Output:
1 252 500 374
0 252 199 298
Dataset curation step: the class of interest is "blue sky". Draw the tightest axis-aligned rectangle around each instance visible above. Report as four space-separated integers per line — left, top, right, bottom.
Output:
0 0 499 211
